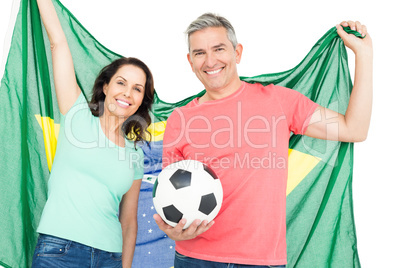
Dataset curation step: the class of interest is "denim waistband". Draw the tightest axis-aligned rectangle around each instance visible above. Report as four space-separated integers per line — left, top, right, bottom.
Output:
38 233 96 252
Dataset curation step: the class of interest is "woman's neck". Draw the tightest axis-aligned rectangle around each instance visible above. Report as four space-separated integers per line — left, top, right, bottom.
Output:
99 114 126 147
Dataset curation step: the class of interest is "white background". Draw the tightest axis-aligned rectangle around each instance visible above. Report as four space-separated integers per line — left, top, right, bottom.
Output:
1 0 401 267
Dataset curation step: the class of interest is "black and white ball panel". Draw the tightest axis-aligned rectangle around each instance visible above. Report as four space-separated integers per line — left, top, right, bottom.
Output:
153 160 223 229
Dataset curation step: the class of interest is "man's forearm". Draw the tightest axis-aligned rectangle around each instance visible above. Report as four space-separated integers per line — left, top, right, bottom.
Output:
344 48 373 141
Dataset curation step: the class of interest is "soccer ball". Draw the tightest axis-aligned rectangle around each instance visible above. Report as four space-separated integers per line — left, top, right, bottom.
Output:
153 160 223 229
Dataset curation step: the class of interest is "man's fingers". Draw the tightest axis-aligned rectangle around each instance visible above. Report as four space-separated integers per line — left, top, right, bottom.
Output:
180 219 200 238
153 214 172 230
171 219 187 235
339 20 367 37
336 24 348 39
346 20 356 31
194 220 214 236
153 216 215 241
340 21 349 28
153 214 164 226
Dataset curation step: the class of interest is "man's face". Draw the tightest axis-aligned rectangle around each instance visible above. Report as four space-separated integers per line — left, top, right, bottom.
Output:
187 27 242 93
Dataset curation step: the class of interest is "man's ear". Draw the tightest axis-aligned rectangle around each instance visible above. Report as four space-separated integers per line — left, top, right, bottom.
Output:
235 43 243 64
187 53 195 72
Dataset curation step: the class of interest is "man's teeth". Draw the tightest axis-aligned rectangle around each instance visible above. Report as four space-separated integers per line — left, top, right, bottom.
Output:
206 68 223 75
116 99 130 106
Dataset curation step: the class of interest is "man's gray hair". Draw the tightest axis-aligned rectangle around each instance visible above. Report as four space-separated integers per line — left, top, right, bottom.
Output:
185 13 238 51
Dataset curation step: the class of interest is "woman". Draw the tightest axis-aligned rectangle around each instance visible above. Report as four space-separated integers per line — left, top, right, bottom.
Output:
32 0 154 267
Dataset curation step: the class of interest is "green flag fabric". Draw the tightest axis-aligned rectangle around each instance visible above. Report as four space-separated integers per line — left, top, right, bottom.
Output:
0 0 361 267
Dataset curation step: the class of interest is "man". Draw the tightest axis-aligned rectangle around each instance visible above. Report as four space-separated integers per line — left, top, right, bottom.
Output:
154 13 373 267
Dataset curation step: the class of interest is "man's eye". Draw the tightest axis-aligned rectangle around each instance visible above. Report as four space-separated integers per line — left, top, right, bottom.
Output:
195 52 205 56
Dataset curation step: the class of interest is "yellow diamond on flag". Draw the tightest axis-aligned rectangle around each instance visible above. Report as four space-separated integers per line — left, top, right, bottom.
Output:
287 149 321 196
35 115 60 172
146 121 167 142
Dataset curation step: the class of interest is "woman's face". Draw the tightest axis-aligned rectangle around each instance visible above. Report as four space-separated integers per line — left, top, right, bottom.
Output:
102 64 146 120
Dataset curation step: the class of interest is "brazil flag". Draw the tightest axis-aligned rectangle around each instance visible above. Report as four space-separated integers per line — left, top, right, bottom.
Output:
0 0 360 267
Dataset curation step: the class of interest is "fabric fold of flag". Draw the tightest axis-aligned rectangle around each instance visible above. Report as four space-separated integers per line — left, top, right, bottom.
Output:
0 0 360 267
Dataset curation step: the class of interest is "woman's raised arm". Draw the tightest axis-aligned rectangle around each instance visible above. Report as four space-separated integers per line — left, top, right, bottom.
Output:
37 0 81 114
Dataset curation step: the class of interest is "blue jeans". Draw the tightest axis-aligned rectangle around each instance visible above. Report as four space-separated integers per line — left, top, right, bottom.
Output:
174 251 286 268
32 234 122 268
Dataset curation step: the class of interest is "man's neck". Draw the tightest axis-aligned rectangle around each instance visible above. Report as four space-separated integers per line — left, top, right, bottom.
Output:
199 78 242 104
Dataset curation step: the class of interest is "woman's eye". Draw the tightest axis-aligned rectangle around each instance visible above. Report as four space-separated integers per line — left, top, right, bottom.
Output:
134 87 141 92
117 81 124 85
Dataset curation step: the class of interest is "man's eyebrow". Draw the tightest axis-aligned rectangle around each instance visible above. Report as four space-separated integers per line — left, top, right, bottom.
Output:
191 43 227 54
212 43 226 49
191 48 205 54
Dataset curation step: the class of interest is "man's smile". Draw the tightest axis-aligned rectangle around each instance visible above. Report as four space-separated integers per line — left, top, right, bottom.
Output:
205 67 224 75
